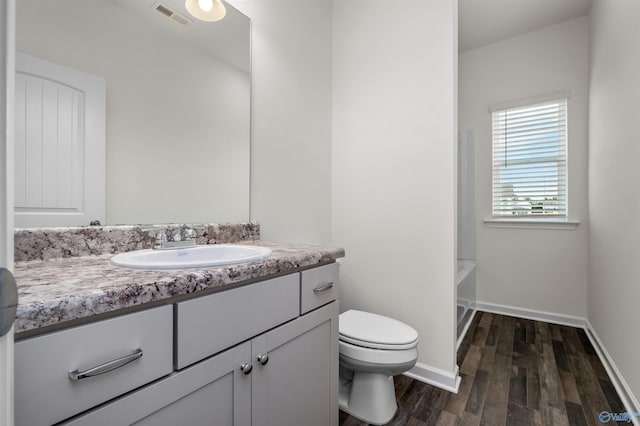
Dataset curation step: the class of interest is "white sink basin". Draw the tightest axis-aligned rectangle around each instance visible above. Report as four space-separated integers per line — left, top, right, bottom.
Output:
110 244 272 270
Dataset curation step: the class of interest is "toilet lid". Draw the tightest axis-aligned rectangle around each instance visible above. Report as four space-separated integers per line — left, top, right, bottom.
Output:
339 310 418 350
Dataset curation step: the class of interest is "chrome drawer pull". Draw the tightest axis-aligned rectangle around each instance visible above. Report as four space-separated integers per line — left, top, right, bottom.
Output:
312 282 334 293
68 348 143 381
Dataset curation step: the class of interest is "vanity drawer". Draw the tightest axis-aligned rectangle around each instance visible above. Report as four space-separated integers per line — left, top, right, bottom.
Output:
175 273 300 369
15 305 173 426
300 263 340 314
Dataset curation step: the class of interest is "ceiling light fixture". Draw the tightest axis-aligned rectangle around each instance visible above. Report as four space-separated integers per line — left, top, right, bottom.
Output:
185 0 226 22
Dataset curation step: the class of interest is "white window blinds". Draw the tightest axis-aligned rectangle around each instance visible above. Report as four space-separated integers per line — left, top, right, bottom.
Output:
492 98 567 217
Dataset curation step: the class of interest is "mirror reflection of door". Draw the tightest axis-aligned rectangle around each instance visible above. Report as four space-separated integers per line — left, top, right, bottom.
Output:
14 53 106 228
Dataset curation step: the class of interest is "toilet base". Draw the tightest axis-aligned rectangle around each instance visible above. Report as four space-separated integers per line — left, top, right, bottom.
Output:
339 370 397 425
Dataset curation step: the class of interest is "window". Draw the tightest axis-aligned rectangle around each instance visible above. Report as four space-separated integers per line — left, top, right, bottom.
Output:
491 97 567 217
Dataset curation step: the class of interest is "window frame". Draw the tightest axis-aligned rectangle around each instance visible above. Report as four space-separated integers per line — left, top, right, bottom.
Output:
489 92 570 220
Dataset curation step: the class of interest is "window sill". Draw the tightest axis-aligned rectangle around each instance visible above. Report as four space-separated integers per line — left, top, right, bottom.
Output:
484 218 579 230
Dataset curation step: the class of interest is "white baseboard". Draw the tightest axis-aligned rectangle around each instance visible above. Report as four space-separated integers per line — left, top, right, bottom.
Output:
404 362 461 394
584 320 640 426
475 301 587 328
475 301 639 424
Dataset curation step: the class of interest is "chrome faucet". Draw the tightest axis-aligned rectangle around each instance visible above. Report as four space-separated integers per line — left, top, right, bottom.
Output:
170 225 197 246
143 225 198 250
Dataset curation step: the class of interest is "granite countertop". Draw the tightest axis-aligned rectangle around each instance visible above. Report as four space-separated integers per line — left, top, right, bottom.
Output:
14 241 345 337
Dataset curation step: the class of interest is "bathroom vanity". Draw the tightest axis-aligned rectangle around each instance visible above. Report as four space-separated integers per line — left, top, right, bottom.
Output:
12 224 343 426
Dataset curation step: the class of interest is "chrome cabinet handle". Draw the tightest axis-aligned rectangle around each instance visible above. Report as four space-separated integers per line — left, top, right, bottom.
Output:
68 349 143 381
240 362 253 375
257 353 269 366
313 282 334 293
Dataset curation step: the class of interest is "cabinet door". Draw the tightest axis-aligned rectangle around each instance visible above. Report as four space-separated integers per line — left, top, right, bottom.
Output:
63 342 252 426
252 301 339 426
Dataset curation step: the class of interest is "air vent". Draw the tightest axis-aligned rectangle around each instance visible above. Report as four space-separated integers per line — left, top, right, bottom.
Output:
171 13 190 26
154 3 191 26
155 4 173 17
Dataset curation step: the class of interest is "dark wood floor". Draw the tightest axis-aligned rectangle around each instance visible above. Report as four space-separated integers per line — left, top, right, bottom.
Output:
339 311 626 426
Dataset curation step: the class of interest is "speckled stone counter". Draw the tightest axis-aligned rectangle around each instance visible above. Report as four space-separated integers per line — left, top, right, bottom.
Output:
13 222 344 336
14 241 345 337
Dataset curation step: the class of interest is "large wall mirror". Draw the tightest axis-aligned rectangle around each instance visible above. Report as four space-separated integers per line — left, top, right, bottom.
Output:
15 0 250 227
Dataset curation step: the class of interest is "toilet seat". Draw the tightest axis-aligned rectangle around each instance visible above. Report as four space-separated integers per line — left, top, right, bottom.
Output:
339 340 418 366
339 310 419 350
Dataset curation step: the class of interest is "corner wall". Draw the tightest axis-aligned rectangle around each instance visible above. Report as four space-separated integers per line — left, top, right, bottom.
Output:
459 17 590 318
588 0 640 407
332 0 458 377
235 0 333 245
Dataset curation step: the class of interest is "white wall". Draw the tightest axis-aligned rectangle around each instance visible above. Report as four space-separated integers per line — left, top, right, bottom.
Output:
589 0 640 405
233 0 333 245
332 0 458 376
459 17 589 318
17 0 250 225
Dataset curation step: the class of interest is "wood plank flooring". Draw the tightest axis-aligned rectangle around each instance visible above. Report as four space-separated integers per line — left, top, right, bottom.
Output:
339 311 626 426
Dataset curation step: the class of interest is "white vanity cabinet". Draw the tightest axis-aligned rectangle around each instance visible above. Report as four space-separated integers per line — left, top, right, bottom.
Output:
64 301 338 426
24 263 340 426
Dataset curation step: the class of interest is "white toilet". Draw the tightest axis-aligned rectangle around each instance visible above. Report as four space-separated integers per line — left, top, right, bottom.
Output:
338 310 419 425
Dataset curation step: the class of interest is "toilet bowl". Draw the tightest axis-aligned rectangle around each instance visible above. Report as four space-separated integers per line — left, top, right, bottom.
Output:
338 310 419 425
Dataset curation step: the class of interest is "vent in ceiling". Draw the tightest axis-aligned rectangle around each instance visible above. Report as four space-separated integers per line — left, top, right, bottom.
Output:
154 3 191 26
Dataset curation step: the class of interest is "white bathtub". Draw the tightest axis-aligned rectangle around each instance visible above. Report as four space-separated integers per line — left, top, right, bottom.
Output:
456 259 476 339
457 258 476 286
